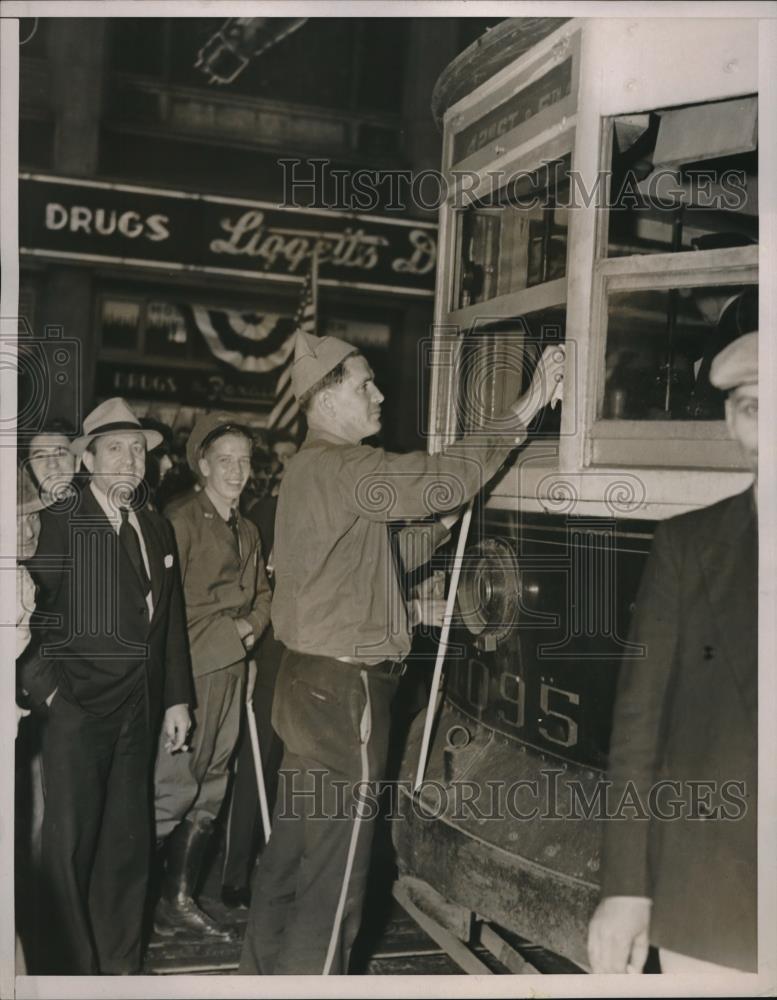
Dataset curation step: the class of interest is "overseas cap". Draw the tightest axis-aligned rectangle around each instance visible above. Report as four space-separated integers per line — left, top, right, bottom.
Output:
709 331 758 391
290 330 357 400
186 411 253 474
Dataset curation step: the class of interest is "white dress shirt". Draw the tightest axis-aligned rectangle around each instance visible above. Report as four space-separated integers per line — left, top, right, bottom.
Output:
90 482 154 618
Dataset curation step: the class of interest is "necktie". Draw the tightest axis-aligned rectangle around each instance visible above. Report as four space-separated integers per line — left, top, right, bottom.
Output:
119 508 151 596
227 510 241 556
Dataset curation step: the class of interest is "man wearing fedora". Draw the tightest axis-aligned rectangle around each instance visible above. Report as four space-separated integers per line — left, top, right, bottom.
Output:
153 413 271 939
20 397 192 975
588 331 759 975
239 331 565 975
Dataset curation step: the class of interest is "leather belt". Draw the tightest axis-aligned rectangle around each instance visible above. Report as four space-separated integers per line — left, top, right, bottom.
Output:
336 655 407 678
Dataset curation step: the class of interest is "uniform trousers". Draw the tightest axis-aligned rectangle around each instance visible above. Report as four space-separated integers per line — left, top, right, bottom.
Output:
154 659 244 837
239 649 399 975
40 681 152 974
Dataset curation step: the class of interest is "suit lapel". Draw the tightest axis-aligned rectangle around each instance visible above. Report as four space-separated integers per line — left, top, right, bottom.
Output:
78 482 113 525
696 489 758 718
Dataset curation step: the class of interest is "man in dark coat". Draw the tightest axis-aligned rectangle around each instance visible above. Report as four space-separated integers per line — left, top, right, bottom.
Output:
588 331 759 974
19 397 192 975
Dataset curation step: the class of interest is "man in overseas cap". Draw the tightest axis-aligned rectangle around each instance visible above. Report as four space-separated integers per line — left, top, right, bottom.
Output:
589 331 759 975
239 330 566 975
19 398 192 974
153 412 271 939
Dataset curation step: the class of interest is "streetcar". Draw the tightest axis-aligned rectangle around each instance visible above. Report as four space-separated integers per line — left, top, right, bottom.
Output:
393 16 758 973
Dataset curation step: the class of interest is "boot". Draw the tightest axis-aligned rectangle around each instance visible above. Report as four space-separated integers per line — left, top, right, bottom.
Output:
154 818 235 941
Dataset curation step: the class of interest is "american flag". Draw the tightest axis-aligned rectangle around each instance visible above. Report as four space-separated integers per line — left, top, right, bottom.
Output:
267 252 318 429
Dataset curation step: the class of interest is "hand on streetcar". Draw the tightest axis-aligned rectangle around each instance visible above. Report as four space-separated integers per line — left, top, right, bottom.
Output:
509 344 566 425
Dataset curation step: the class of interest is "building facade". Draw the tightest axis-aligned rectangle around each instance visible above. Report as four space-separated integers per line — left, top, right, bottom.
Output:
18 16 501 450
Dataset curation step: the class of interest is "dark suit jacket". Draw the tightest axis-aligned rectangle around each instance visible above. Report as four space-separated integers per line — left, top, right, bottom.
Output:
168 489 272 678
601 488 757 971
20 484 192 717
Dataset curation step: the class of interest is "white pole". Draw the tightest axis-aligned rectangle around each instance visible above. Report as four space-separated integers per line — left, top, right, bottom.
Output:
413 499 474 792
246 690 272 843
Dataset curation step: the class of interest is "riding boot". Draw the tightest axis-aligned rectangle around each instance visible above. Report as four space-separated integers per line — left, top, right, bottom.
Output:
154 818 235 940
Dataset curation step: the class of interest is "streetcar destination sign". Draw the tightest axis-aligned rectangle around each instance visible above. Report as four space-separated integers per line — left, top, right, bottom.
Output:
453 59 573 164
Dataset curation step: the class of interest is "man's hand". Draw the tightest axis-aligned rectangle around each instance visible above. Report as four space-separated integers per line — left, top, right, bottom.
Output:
235 617 255 650
588 895 652 973
509 344 566 425
416 598 448 628
163 703 191 754
409 571 448 628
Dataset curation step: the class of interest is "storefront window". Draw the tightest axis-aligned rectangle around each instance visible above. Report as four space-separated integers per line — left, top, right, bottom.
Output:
101 299 141 352
145 301 189 358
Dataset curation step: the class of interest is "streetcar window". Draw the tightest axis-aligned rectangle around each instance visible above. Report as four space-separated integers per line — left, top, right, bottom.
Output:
606 97 757 258
456 157 570 309
458 307 565 438
602 283 757 421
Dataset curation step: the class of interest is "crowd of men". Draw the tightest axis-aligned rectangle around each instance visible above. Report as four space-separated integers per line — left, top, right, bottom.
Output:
13 325 759 977
15 399 298 974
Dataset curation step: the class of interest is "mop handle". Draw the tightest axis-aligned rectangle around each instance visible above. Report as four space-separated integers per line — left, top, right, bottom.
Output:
246 689 272 844
413 499 475 792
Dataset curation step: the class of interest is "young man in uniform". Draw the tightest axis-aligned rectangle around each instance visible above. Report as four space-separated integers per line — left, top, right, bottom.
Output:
153 412 272 938
239 331 565 974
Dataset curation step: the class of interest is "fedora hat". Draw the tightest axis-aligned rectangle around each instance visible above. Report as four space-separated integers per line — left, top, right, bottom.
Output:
71 398 163 457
